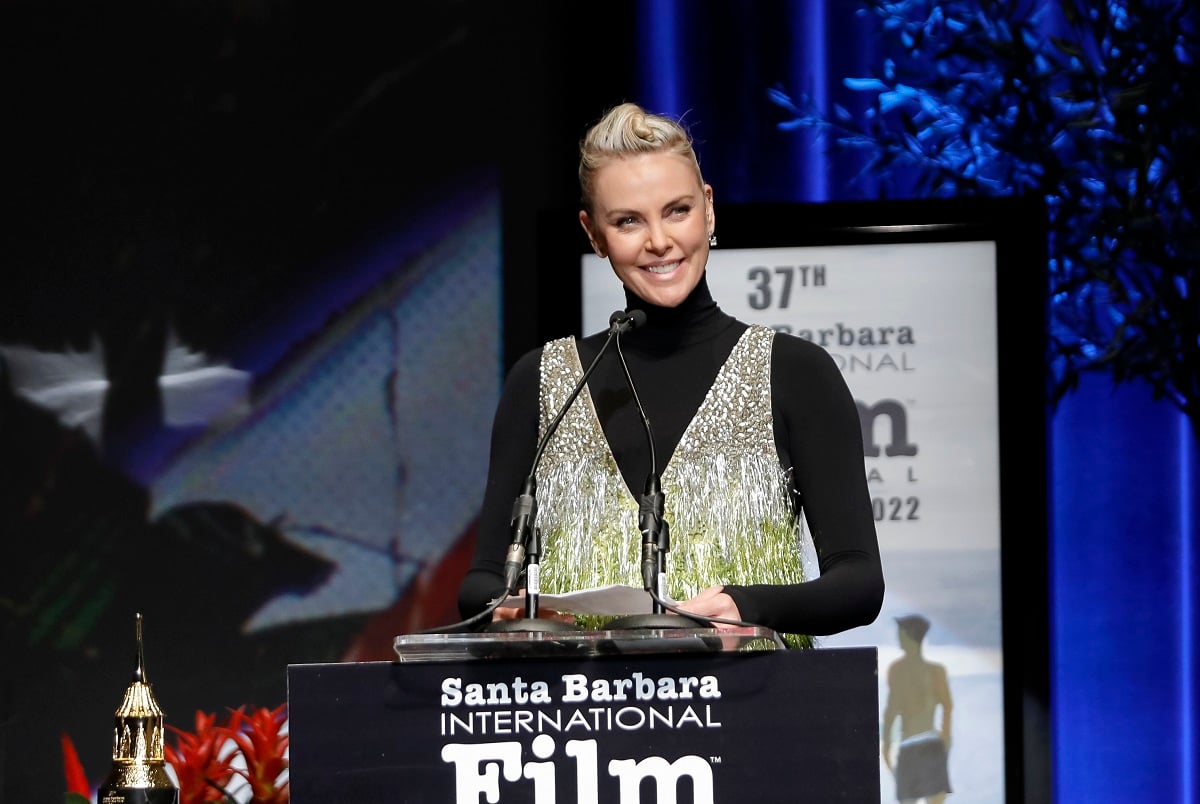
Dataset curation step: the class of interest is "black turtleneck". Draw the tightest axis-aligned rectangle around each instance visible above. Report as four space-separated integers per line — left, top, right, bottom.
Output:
458 274 884 637
578 277 746 495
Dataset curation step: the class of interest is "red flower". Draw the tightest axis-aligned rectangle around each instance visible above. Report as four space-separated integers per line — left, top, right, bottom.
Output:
61 732 91 798
227 704 289 804
165 710 239 804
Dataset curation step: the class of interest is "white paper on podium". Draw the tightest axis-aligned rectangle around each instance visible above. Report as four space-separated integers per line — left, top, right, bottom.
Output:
495 584 673 616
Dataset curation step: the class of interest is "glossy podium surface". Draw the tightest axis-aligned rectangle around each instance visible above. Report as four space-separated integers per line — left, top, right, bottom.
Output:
392 625 785 662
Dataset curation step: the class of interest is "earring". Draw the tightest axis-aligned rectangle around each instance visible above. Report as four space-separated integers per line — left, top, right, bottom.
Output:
708 232 718 248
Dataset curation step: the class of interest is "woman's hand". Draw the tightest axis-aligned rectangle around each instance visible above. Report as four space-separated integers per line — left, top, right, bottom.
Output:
491 591 575 623
676 585 742 626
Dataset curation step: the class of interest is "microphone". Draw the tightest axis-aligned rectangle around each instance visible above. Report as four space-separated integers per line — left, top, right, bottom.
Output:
638 474 665 593
502 477 537 593
609 309 646 334
604 326 701 631
494 312 648 619
615 347 664 595
606 327 770 636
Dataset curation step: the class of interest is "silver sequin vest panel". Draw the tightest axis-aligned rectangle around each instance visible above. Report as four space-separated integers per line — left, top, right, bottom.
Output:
535 325 806 602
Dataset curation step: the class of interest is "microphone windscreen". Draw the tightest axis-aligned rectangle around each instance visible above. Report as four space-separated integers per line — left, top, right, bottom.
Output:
608 309 648 333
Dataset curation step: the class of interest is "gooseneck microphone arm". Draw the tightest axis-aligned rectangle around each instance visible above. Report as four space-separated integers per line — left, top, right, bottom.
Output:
609 328 768 635
417 309 648 635
612 336 668 611
609 336 694 627
488 309 647 630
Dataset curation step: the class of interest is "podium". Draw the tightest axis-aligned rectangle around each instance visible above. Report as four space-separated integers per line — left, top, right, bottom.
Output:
287 628 879 803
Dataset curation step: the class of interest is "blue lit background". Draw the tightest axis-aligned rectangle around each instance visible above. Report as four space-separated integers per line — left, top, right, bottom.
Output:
624 2 1197 802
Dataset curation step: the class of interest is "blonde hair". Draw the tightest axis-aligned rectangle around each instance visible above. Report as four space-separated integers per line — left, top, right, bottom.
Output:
578 102 704 212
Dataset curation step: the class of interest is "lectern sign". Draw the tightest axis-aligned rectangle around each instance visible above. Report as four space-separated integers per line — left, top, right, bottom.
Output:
288 647 878 803
439 670 724 803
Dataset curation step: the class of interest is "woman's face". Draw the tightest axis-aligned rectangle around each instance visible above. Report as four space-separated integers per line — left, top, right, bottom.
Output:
579 152 714 309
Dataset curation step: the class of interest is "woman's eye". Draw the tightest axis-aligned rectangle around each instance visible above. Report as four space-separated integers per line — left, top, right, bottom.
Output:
670 205 691 217
616 216 637 227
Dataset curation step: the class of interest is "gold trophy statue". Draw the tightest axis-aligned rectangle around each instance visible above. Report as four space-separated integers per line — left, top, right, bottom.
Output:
97 613 180 804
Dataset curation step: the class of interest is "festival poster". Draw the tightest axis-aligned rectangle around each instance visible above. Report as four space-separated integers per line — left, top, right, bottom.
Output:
583 239 1004 803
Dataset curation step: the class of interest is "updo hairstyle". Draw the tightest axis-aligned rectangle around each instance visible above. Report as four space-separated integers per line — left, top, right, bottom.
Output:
578 102 704 213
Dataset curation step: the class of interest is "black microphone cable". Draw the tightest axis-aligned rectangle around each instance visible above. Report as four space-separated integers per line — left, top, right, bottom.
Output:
417 309 646 635
608 329 781 645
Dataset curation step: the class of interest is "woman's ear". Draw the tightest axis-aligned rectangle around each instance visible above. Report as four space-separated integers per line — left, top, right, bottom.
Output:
579 210 606 258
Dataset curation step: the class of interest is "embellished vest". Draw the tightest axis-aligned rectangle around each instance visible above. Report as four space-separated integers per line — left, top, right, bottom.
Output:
534 325 806 606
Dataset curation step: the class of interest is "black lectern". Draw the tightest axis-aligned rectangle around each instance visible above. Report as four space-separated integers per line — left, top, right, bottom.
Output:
287 628 879 803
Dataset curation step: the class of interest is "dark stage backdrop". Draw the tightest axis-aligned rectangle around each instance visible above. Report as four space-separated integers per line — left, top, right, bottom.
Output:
0 2 626 799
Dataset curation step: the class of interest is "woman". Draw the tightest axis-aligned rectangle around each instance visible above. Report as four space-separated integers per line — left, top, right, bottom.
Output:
457 102 883 643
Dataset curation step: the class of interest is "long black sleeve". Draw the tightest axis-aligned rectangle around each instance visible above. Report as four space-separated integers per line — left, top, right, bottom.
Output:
456 347 544 619
723 333 884 636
